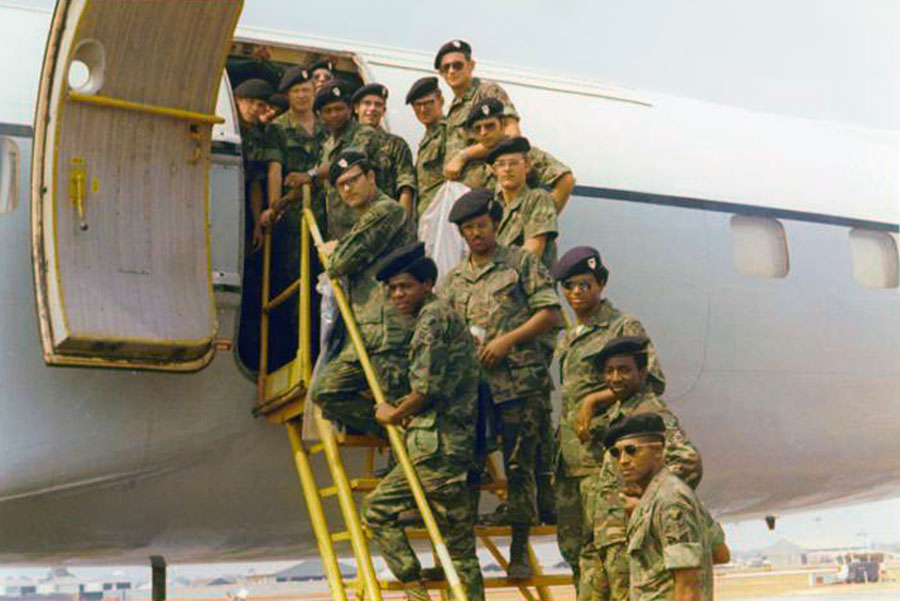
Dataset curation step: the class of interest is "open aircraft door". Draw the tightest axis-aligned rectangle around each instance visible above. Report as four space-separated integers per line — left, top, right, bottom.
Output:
31 0 243 370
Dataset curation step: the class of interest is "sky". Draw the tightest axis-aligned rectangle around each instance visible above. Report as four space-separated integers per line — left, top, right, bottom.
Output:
3 0 899 578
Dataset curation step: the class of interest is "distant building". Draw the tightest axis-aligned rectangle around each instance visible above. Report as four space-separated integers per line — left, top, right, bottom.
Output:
758 539 808 566
269 560 357 582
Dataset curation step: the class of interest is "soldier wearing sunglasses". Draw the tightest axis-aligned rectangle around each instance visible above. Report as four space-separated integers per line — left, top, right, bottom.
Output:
604 412 710 601
590 336 703 601
551 247 665 601
433 39 520 182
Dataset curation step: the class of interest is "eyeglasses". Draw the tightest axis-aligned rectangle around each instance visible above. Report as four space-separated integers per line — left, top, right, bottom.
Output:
562 280 593 292
440 60 466 74
336 170 364 190
609 441 661 459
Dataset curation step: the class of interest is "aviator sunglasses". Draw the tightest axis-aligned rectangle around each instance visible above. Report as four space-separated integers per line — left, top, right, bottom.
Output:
609 441 661 459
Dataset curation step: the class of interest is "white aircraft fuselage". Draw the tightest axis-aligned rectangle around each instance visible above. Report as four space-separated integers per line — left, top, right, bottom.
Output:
0 1 898 565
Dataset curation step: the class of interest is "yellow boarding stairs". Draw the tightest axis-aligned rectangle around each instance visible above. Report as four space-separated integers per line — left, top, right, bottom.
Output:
253 186 571 601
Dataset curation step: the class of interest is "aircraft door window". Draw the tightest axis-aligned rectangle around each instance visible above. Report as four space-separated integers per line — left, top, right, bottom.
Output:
0 136 19 214
849 229 899 289
730 215 789 278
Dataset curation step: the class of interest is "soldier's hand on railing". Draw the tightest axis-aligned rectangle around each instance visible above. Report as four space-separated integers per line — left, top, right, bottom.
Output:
320 240 338 256
260 208 280 229
375 403 402 426
285 172 311 188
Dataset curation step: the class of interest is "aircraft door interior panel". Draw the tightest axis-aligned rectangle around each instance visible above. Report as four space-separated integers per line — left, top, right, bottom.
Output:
31 0 244 370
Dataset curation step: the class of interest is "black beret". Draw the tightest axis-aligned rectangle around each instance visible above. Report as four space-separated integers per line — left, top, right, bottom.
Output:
309 59 335 73
279 66 312 92
234 78 276 101
314 82 351 112
593 335 650 368
604 412 666 448
448 188 503 225
267 93 289 111
375 242 430 282
552 246 606 281
406 76 439 104
434 39 472 69
466 97 504 127
352 83 389 104
328 149 369 186
486 136 531 164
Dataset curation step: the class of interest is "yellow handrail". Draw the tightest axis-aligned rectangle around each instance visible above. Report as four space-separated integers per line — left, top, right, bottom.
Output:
68 92 224 124
303 207 468 601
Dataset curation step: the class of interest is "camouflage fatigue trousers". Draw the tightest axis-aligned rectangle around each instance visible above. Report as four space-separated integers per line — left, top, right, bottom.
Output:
494 394 543 525
555 471 599 599
310 346 409 436
586 460 629 601
363 457 485 601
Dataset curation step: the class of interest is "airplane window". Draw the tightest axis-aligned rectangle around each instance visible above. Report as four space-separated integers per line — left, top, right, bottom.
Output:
0 136 19 214
730 215 789 278
849 229 899 288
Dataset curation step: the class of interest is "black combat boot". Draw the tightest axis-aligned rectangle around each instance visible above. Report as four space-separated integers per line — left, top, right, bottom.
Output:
507 523 533 580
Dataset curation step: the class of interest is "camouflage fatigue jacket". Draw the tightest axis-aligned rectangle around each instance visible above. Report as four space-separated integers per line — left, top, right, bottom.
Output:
495 186 559 270
318 119 389 239
264 113 328 224
265 112 328 174
556 299 666 477
441 245 559 403
241 122 269 185
327 192 416 352
626 467 713 601
405 294 479 466
415 121 447 217
461 144 572 193
444 77 519 164
592 388 702 548
375 130 417 200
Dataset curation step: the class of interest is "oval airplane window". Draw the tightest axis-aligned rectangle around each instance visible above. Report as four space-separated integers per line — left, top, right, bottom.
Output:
0 136 19 214
730 215 789 278
849 229 899 288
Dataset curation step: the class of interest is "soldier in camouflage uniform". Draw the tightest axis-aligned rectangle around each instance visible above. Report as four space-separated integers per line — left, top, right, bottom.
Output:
433 40 521 182
311 82 390 240
590 336 702 601
476 135 559 527
605 412 710 601
405 76 448 218
257 66 328 369
462 98 574 211
550 247 666 600
309 59 335 94
310 150 416 435
261 66 328 234
441 188 561 580
351 83 417 215
233 78 276 372
363 242 484 601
